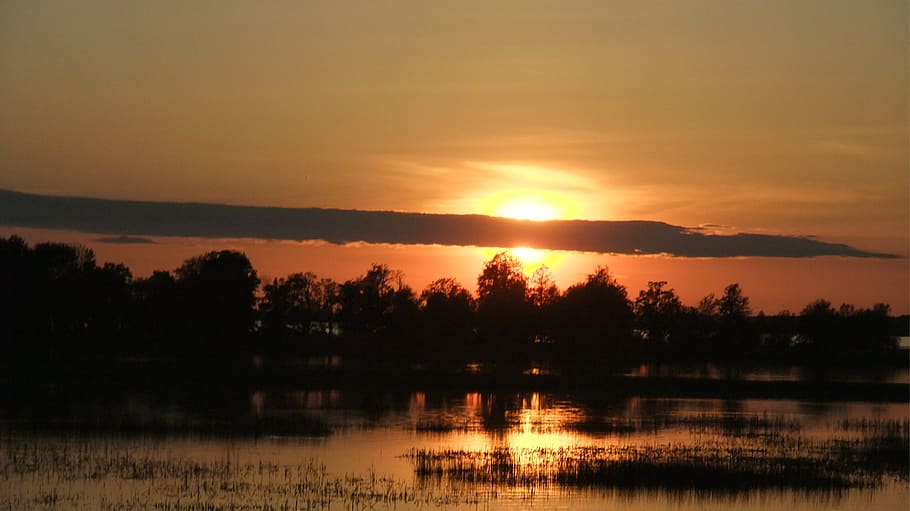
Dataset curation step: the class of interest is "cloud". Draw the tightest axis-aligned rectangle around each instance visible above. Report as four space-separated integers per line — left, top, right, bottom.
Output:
0 189 896 259
94 235 155 244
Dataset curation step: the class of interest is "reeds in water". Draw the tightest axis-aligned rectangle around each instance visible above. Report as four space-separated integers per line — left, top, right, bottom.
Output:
404 428 909 492
0 437 484 510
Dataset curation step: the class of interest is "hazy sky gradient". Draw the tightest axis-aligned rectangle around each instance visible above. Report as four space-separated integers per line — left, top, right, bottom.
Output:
0 1 907 310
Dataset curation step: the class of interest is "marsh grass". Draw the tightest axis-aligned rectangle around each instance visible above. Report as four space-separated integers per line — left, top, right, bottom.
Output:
1 438 484 510
404 424 909 492
3 416 907 509
835 418 908 434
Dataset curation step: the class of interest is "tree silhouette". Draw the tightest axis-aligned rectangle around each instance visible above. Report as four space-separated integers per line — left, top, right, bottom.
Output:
386 284 419 349
175 250 259 346
132 270 179 349
717 283 750 319
339 264 416 345
754 310 797 353
554 266 633 362
0 236 30 345
0 232 903 368
797 300 897 357
31 242 97 340
854 303 897 353
86 262 133 342
477 252 527 303
260 272 325 339
695 283 754 355
475 252 532 356
419 278 475 357
798 299 837 351
340 263 392 336
634 281 683 344
528 265 560 344
528 266 560 309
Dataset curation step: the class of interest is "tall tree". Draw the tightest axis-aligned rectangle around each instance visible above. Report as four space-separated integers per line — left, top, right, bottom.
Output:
339 264 411 338
175 250 260 344
634 281 683 344
30 242 97 339
528 266 560 343
554 266 634 360
475 252 532 354
853 303 897 353
419 278 475 354
132 270 179 349
717 283 750 319
528 266 560 309
260 272 324 338
0 236 30 345
714 283 754 353
798 299 837 350
86 262 133 341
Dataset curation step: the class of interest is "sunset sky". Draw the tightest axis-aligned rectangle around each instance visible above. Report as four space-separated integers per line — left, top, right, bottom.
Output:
1 1 907 313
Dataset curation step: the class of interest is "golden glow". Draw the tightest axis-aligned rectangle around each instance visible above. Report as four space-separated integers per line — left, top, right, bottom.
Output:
460 392 592 452
437 162 604 223
507 392 590 452
511 246 546 266
473 182 579 274
479 246 564 275
492 196 563 221
480 190 577 222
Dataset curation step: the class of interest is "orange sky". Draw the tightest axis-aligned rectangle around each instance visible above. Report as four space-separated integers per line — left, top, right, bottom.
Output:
0 1 907 313
2 227 907 315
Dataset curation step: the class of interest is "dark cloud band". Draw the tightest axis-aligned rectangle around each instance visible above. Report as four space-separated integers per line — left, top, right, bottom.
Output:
93 235 155 245
0 189 895 258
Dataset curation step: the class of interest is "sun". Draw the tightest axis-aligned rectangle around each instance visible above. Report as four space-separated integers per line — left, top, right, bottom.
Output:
492 197 563 221
475 191 574 273
477 189 577 222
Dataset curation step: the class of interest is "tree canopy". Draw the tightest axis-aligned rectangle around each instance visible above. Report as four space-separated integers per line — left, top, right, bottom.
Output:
0 235 901 366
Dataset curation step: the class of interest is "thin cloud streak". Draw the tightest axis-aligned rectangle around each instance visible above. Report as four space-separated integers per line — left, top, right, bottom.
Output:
93 235 155 245
0 189 896 259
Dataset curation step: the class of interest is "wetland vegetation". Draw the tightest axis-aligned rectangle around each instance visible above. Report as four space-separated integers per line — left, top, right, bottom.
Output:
2 387 908 510
1 235 908 510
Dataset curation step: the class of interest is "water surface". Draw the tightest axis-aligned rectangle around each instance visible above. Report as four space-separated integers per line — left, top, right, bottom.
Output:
3 375 907 510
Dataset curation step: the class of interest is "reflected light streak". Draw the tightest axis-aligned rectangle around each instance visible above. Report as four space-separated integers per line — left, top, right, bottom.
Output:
506 392 584 452
459 392 592 454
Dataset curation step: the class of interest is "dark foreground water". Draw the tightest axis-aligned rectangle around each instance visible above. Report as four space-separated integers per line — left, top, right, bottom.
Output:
2 366 908 510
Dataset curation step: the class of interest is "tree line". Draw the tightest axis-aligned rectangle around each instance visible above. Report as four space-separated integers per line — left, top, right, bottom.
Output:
0 235 902 366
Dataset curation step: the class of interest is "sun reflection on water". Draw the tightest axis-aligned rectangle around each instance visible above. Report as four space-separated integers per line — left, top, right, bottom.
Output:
456 391 592 455
507 392 589 452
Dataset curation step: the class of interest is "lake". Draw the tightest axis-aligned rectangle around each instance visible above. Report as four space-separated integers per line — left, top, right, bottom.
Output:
2 367 908 510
